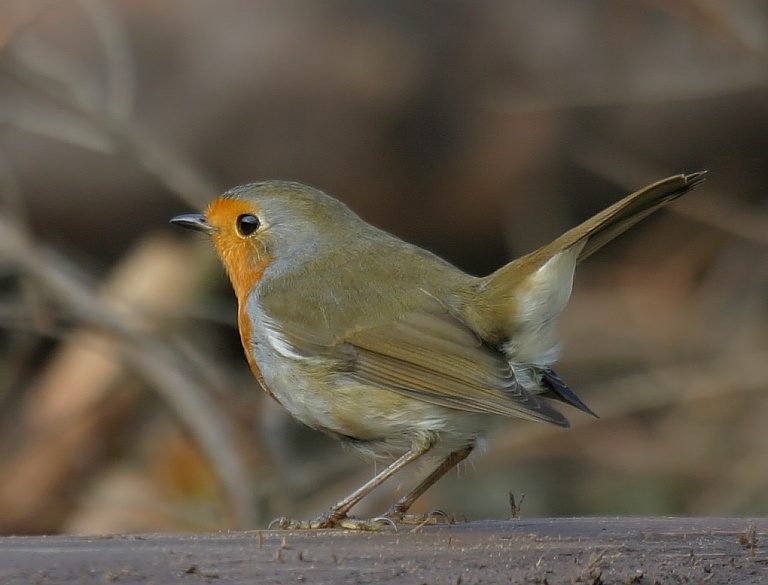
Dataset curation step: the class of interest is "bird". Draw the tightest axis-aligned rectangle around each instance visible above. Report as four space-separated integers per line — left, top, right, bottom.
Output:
171 171 705 529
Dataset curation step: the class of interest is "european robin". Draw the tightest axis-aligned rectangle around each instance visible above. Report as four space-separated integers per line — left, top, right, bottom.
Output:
171 172 705 529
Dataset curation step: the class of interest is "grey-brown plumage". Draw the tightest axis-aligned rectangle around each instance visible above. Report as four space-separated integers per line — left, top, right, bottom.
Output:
171 171 705 529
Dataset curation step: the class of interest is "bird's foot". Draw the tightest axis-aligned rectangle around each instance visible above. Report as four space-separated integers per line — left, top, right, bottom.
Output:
268 507 455 531
383 508 453 526
268 511 396 531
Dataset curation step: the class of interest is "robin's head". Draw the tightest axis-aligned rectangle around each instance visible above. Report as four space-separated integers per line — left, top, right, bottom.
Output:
171 181 361 299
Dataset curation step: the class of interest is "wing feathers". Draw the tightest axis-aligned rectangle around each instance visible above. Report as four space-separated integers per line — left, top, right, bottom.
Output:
345 309 570 426
271 301 571 426
352 345 569 425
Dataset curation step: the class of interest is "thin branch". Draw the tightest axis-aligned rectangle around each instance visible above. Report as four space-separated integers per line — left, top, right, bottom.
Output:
76 0 135 123
0 215 254 528
2 33 218 206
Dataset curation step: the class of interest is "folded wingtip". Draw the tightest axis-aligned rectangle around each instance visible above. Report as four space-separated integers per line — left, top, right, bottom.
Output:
540 368 599 419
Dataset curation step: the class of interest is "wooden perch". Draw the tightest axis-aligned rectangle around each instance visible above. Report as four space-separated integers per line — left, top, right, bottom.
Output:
0 518 763 583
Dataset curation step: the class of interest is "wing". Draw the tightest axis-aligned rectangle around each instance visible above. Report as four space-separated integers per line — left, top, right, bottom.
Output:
272 294 571 427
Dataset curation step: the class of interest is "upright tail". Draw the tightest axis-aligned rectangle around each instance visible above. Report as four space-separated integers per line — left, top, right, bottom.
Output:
475 172 706 362
532 172 707 266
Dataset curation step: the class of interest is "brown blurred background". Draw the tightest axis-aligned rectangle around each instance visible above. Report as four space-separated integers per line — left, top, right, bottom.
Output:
0 0 767 534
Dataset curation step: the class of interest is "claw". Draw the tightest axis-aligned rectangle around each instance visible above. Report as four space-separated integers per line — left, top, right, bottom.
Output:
268 517 290 529
384 508 454 526
336 516 396 531
368 516 399 531
427 509 451 522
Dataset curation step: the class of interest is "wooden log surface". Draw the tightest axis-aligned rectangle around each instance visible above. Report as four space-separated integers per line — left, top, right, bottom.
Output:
0 517 765 584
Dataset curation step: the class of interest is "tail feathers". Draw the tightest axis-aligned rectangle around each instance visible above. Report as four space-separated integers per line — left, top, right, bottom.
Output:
527 176 707 420
540 368 598 418
475 172 705 354
485 172 706 294
547 172 707 266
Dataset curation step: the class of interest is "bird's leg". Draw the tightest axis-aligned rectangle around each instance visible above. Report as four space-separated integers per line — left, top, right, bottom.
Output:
383 445 473 525
271 442 433 530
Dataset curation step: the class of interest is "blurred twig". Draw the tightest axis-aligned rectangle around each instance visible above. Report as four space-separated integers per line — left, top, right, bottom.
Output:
77 0 135 123
0 154 45 415
575 143 768 247
490 1 768 113
0 218 253 530
491 341 768 462
0 3 254 530
1 6 217 207
646 0 768 64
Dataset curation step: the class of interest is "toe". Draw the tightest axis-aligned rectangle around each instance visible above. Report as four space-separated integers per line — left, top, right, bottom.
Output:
384 509 453 526
268 511 394 531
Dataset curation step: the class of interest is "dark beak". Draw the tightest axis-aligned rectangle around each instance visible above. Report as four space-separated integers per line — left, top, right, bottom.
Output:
170 213 216 235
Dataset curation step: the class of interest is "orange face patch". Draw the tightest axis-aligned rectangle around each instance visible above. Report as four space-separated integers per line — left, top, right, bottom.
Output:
204 197 272 301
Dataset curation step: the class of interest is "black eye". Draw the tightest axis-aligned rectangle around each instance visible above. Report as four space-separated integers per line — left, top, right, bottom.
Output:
236 214 261 236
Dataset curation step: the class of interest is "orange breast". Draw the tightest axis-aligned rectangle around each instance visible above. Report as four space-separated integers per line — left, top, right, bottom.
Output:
203 196 278 401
